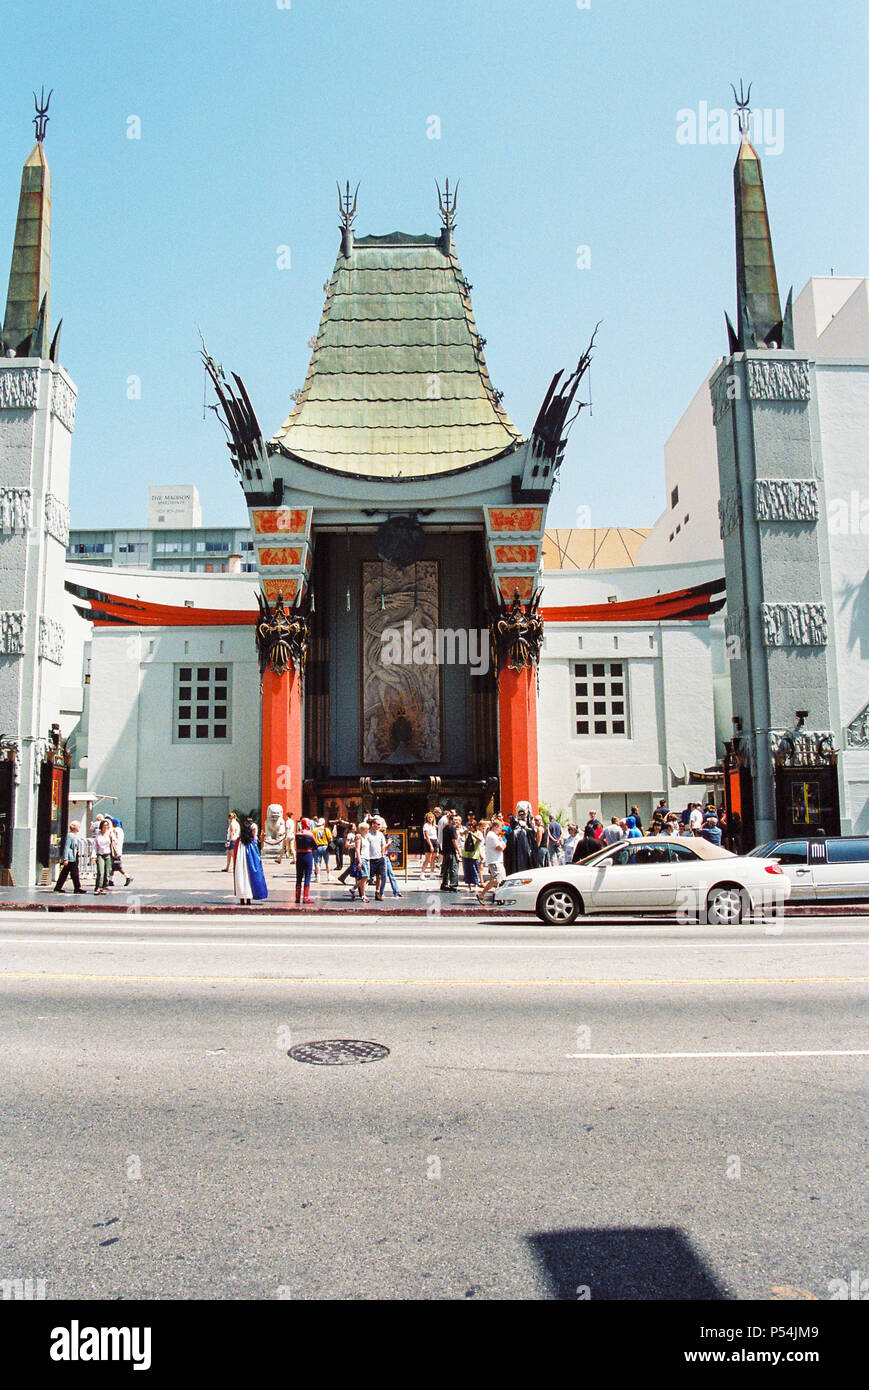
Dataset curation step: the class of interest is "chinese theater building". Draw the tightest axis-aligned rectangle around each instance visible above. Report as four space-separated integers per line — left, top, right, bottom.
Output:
204 184 594 836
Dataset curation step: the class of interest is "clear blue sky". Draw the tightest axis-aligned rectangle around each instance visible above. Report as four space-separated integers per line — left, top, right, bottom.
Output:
3 0 867 533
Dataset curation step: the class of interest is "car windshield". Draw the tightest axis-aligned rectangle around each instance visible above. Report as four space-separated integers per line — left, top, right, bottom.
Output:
575 845 613 865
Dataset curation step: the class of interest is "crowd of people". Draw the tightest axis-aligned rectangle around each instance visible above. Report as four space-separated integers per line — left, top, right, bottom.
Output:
219 797 741 905
52 797 738 903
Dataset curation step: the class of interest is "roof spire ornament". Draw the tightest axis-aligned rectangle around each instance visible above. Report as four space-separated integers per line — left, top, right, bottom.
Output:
337 180 358 257
724 83 794 354
33 86 52 143
731 78 752 139
436 178 458 252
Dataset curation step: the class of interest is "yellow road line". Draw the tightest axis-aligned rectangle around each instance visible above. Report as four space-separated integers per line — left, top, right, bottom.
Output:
0 973 866 988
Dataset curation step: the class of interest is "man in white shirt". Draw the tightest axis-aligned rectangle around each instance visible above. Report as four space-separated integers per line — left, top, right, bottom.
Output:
366 824 387 898
689 803 704 833
477 816 505 904
601 817 625 846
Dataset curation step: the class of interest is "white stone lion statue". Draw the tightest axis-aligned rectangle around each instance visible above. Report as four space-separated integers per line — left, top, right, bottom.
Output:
262 804 286 856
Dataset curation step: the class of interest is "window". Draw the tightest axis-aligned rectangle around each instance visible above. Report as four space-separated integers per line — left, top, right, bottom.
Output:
827 839 869 864
671 486 679 508
573 661 628 736
668 843 700 863
611 844 669 866
174 664 231 743
771 840 808 865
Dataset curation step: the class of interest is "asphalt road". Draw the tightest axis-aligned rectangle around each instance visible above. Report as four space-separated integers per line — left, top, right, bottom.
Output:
0 911 866 1300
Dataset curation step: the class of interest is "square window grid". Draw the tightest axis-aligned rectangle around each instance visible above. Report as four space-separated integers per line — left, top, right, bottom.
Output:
574 661 628 736
174 664 231 742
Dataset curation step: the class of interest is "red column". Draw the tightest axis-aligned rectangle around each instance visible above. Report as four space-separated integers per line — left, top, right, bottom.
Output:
497 665 539 813
260 666 303 821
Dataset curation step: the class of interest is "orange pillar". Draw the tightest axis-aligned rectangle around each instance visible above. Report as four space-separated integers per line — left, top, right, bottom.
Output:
497 665 539 814
260 666 303 821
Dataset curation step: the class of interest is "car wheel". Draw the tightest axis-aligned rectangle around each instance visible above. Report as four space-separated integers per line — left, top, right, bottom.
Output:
537 885 582 925
706 883 748 925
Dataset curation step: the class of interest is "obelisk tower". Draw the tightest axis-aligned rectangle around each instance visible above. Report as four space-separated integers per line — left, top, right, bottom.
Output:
0 93 76 884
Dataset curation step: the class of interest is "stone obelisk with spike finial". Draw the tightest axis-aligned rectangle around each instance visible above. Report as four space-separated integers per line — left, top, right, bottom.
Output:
710 83 840 847
0 93 77 885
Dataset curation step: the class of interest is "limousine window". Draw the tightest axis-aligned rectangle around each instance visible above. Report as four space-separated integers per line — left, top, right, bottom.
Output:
771 840 809 865
826 839 869 864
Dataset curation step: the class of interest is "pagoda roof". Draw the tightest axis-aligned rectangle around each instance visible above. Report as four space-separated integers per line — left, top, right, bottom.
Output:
270 234 522 478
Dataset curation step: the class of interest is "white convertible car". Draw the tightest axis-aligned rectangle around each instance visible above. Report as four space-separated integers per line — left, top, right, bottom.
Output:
494 835 790 924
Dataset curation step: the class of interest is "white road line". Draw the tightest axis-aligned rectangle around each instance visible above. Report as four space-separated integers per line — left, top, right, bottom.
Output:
565 1049 869 1059
0 937 864 950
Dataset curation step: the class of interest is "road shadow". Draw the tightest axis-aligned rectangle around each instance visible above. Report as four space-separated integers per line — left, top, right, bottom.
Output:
527 1226 728 1300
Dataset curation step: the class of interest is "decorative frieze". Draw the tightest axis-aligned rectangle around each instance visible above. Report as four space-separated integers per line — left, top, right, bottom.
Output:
724 608 745 654
38 616 65 666
0 611 26 654
845 703 869 749
0 367 39 410
51 375 77 432
710 370 736 426
754 478 819 523
0 486 32 533
761 602 827 647
44 493 70 547
747 359 811 403
718 490 742 539
768 729 836 768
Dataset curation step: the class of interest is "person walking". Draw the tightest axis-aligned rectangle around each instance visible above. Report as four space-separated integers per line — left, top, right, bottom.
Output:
312 818 331 882
223 811 240 871
347 822 371 902
337 823 357 885
292 817 316 905
420 812 438 877
93 818 114 895
366 820 387 900
277 810 296 866
461 817 483 888
54 821 87 894
108 818 133 887
233 816 268 905
476 816 506 905
372 818 402 897
440 812 460 891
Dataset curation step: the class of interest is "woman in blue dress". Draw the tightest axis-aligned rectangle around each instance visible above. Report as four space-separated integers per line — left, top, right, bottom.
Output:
233 817 268 904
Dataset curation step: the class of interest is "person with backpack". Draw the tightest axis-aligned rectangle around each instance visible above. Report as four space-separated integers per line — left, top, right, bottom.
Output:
312 818 332 882
233 816 268 905
461 816 483 888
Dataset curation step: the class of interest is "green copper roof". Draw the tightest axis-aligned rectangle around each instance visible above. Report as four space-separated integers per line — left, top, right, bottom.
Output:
271 237 522 477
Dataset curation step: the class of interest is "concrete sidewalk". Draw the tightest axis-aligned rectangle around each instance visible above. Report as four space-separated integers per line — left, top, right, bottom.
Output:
0 849 866 915
0 850 497 915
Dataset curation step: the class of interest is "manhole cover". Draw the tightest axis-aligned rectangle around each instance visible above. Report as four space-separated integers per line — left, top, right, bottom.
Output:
288 1039 390 1066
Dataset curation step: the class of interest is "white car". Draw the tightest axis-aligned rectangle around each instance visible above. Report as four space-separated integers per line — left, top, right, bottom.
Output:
494 835 790 925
